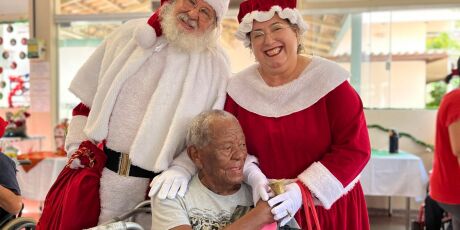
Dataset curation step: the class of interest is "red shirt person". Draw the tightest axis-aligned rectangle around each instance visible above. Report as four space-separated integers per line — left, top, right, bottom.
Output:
430 78 460 230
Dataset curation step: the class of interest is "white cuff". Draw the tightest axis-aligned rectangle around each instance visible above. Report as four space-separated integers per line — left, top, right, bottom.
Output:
64 115 89 157
297 162 359 209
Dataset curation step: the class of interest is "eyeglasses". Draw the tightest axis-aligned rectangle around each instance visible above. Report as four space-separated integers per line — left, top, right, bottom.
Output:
182 0 216 23
249 22 292 41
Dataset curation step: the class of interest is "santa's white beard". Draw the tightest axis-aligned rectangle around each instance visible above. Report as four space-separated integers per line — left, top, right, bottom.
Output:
160 2 217 52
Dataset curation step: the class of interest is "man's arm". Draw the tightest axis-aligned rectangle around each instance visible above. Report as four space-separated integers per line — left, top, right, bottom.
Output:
223 201 274 230
448 118 460 164
0 185 22 214
168 202 274 230
170 225 192 230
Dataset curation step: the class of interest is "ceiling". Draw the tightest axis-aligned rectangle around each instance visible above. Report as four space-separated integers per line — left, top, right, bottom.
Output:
0 0 28 19
55 0 347 56
0 0 347 56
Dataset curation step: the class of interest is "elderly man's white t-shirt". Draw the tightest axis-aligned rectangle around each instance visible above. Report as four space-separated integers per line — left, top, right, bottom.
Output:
151 174 252 230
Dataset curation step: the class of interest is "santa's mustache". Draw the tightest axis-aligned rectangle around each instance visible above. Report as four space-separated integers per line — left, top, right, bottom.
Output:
177 13 198 29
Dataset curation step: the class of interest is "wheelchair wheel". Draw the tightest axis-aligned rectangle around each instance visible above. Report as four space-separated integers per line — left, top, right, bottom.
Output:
1 217 36 230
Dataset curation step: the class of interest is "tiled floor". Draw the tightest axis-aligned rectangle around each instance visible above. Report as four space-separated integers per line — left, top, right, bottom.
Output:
369 209 410 230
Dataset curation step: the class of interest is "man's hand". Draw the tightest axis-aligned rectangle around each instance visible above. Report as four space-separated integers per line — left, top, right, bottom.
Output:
268 183 302 226
148 165 192 199
253 201 275 224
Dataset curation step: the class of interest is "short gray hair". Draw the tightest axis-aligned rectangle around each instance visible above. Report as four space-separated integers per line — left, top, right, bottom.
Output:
186 110 236 148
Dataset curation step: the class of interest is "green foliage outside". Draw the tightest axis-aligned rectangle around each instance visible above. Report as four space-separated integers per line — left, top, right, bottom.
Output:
426 78 460 109
426 81 447 109
425 30 460 108
426 32 460 50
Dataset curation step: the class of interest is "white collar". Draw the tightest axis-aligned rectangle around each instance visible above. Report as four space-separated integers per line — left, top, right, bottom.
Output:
227 56 349 117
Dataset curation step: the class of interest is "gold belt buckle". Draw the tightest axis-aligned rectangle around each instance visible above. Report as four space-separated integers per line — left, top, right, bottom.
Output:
118 152 131 176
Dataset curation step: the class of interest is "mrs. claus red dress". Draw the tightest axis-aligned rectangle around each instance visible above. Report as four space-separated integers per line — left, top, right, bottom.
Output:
225 56 371 229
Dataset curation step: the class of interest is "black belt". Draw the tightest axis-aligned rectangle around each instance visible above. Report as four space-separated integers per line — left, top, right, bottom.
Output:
104 146 159 179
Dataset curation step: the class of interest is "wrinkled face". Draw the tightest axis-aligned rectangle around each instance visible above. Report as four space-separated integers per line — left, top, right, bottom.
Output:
172 0 217 35
198 118 248 189
250 14 299 71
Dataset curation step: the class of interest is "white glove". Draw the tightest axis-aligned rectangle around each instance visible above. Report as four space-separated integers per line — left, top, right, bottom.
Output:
68 158 85 169
148 165 192 199
268 183 302 226
244 155 272 205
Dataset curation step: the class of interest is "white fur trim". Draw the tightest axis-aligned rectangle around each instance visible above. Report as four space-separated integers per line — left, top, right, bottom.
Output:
64 115 88 157
297 162 360 209
204 0 230 23
235 6 308 47
99 168 149 223
134 22 157 49
227 56 349 118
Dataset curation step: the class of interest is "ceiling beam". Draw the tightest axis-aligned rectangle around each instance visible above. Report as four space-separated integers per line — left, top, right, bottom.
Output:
304 17 342 31
104 0 125 11
304 39 331 51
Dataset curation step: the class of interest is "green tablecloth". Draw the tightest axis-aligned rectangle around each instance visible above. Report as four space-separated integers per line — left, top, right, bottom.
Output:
371 149 415 158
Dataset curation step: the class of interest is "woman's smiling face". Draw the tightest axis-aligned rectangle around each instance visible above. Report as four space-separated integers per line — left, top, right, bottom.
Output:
250 14 299 71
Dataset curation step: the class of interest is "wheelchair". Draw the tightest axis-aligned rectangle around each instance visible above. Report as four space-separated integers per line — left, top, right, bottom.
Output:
0 204 36 230
0 159 37 230
88 200 151 230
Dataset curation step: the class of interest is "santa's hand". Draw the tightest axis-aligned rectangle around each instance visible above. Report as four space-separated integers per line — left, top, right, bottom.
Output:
148 165 191 199
68 157 85 169
244 156 272 204
268 183 302 226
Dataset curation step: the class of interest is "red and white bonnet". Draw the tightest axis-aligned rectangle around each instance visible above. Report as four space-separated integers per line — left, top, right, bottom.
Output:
235 0 307 47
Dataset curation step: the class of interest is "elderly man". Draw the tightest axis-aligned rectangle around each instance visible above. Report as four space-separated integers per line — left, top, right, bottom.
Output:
152 110 275 230
63 0 230 225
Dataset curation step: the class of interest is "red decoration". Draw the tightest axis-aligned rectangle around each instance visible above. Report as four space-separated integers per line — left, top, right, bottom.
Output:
237 0 297 23
0 37 3 45
21 38 28 45
8 75 25 108
10 62 17 70
0 67 3 74
452 69 459 76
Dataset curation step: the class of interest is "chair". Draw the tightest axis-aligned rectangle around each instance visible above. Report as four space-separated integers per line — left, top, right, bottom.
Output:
88 200 151 230
0 204 36 230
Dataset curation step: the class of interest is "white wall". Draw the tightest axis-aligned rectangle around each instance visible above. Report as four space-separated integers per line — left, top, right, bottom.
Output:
339 61 427 108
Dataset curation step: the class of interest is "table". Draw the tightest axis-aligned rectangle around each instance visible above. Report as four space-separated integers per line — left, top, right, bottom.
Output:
0 136 46 153
361 149 429 230
16 153 67 201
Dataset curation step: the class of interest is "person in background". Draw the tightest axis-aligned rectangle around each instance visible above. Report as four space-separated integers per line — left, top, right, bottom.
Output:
0 117 22 219
224 0 371 228
151 110 277 230
64 0 230 224
430 63 460 230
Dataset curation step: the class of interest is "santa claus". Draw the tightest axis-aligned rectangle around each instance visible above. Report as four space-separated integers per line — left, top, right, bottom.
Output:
64 0 230 225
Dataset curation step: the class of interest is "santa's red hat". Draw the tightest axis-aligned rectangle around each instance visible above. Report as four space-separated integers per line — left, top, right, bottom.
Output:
235 0 307 47
135 0 230 49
